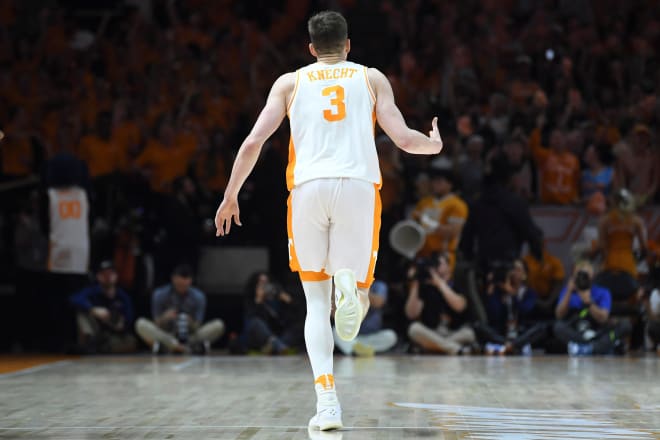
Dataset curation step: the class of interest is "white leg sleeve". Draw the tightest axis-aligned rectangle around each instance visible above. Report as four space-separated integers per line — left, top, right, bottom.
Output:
303 279 334 380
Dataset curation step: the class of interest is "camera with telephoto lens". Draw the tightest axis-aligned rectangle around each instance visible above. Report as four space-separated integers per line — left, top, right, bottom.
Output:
490 260 514 284
176 313 189 343
574 270 592 291
414 257 434 281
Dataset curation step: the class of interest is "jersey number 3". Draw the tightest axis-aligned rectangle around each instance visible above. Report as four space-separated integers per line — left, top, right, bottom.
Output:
322 85 346 122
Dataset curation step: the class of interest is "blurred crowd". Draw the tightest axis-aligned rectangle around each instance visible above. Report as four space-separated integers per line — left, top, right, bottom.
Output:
1 0 660 355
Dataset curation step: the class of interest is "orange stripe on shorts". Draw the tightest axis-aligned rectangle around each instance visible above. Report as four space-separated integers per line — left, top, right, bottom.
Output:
357 184 382 289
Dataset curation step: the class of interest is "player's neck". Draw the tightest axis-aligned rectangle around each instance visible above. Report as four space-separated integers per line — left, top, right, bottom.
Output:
316 53 346 65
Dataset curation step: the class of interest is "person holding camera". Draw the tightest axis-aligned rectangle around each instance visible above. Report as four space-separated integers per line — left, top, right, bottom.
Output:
69 260 137 353
406 252 476 354
647 287 660 354
135 264 224 354
239 271 305 354
553 261 631 355
333 279 398 356
474 259 548 355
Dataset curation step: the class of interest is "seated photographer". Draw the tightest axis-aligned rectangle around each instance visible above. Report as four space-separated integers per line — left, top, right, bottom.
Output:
135 264 224 354
553 261 631 356
406 252 476 354
645 256 660 353
333 279 398 356
69 260 137 353
240 272 305 355
473 259 548 355
648 288 660 354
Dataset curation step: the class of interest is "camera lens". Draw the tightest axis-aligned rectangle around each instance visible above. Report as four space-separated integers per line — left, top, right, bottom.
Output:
575 270 591 290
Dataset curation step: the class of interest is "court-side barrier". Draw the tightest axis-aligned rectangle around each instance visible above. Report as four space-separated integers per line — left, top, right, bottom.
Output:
197 246 269 295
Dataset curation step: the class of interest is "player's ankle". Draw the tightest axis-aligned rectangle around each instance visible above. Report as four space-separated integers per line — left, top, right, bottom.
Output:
314 374 338 406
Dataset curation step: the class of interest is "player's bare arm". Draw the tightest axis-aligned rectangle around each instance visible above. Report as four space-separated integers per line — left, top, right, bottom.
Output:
368 68 443 155
215 72 295 236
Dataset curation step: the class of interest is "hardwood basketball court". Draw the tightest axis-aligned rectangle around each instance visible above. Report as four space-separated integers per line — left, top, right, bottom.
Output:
1 355 658 439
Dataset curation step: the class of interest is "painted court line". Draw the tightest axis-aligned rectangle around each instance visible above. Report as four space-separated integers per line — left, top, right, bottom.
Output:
0 361 72 379
170 358 201 372
0 425 441 430
393 403 658 439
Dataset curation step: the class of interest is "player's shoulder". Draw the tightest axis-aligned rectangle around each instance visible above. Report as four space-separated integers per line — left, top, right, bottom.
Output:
366 66 387 83
273 71 297 89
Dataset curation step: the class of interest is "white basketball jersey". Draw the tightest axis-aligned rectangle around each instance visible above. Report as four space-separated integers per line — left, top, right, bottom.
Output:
286 61 380 190
48 187 90 274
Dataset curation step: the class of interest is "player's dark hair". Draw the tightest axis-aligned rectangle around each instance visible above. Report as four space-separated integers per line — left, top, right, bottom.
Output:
307 11 348 55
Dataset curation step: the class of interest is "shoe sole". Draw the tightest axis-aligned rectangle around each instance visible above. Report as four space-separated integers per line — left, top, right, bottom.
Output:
310 420 343 431
334 269 362 342
320 421 343 431
309 417 343 431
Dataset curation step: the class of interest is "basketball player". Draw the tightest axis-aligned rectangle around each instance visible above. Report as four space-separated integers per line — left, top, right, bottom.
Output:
215 11 442 431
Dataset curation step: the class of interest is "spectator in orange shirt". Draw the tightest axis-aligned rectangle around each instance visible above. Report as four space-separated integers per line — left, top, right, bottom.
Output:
192 131 228 197
134 114 193 192
411 168 468 274
523 241 566 319
78 112 127 178
614 124 659 207
112 100 142 162
1 108 35 177
593 188 647 303
529 127 580 204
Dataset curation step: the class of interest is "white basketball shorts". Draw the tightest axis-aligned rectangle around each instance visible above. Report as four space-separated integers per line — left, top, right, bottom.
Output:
287 177 381 288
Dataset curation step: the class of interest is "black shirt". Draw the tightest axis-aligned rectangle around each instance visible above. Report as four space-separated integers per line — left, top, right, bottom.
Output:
418 281 469 330
461 183 542 271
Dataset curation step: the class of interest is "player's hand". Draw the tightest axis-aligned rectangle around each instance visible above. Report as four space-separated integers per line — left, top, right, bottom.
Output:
429 117 441 144
428 267 445 290
0 130 4 141
215 197 241 236
161 308 178 322
91 307 111 322
565 278 575 294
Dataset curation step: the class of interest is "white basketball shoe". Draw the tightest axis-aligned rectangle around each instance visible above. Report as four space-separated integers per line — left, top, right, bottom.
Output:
309 403 343 431
333 269 363 341
307 425 344 439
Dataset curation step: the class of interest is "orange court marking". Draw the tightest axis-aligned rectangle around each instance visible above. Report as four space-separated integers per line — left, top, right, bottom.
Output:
0 355 78 374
